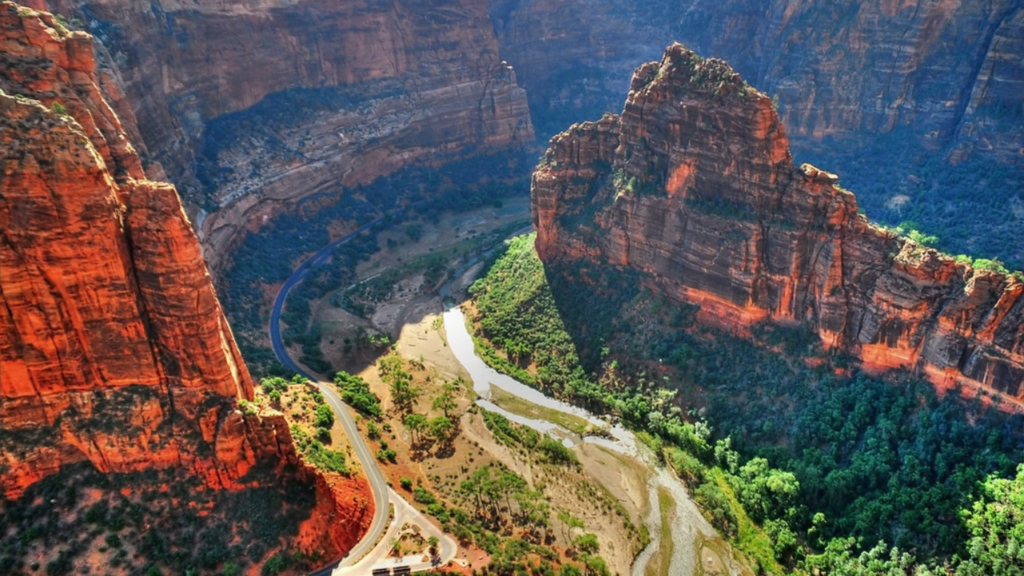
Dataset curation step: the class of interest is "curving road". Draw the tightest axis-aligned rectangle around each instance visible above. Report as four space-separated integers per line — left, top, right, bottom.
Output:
270 219 392 574
268 204 455 575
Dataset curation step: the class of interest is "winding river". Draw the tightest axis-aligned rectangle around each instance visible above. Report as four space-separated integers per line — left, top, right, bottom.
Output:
441 304 720 576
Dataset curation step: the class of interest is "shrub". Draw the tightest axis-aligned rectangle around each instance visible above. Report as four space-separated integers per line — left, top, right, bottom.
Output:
538 437 577 466
313 404 334 429
692 483 737 537
413 486 436 505
304 442 348 475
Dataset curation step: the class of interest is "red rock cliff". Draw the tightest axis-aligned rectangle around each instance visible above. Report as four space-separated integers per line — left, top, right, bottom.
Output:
33 0 534 268
1 2 283 496
533 44 1024 405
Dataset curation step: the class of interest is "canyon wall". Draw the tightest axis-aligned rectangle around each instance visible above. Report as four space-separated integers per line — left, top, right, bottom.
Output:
489 0 1024 160
492 0 1024 266
19 0 1020 269
0 10 375 554
26 0 534 268
0 0 259 493
532 44 1024 406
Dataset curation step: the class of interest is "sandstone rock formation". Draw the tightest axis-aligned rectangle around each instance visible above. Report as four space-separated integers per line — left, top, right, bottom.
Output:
26 0 534 268
0 0 257 493
22 0 1020 271
0 12 375 558
533 44 1024 405
490 0 1024 161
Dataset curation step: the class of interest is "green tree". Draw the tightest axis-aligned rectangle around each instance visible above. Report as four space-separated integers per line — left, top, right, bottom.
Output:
313 404 335 429
335 370 381 418
573 533 600 554
558 511 585 549
404 413 428 446
558 565 583 576
379 355 421 414
580 554 611 576
428 416 453 445
958 465 1024 575
804 538 918 575
377 355 404 378
764 518 797 565
432 381 459 418
732 456 799 523
460 469 487 516
515 488 550 527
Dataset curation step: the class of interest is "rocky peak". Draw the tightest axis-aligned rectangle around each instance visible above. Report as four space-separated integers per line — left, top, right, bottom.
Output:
0 2 143 180
533 43 1024 405
615 46 796 211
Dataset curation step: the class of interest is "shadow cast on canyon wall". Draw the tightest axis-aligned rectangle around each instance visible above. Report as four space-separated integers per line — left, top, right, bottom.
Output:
218 149 536 378
536 251 1024 557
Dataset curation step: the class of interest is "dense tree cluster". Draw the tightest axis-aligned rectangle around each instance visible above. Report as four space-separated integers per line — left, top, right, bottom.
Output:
333 371 382 418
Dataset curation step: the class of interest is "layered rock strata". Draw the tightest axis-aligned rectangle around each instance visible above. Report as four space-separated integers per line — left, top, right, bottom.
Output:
0 0 254 494
490 0 1023 162
533 44 1024 403
28 0 534 268
0 12 375 558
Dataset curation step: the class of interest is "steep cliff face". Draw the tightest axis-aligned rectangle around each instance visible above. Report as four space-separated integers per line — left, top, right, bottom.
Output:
30 0 534 268
0 2 314 504
490 0 1023 160
494 0 1023 266
533 44 1024 405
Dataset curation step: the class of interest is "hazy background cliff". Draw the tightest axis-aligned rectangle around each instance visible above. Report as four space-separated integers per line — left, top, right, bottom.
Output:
489 0 1024 159
23 0 535 269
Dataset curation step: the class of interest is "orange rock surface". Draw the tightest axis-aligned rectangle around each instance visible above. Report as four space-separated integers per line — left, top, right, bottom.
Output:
0 0 260 495
0 11 375 558
533 44 1024 405
294 466 375 562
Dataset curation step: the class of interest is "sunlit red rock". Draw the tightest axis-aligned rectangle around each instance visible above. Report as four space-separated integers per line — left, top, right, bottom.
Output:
0 11 376 556
533 44 1024 405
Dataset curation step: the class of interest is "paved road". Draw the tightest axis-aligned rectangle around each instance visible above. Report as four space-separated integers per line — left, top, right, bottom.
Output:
334 488 457 576
269 219 390 573
267 203 455 575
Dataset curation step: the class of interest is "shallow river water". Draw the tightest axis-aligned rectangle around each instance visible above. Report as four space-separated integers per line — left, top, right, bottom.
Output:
442 305 719 576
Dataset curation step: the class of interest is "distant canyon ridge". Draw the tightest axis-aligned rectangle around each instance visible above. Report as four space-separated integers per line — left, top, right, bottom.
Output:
14 0 1024 269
